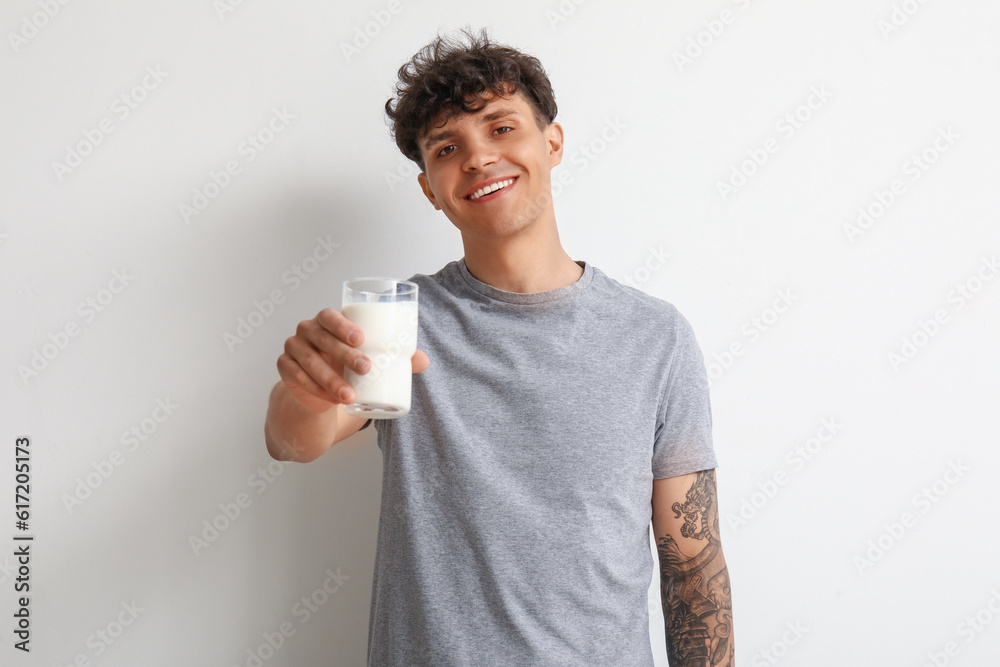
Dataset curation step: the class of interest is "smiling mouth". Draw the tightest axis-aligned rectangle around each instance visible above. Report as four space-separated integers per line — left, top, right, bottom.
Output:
466 177 518 201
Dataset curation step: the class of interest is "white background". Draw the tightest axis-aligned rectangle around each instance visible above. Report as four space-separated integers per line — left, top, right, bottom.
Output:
2 1 999 666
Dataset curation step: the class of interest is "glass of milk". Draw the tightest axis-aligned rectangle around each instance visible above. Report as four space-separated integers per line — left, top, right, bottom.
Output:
341 277 419 419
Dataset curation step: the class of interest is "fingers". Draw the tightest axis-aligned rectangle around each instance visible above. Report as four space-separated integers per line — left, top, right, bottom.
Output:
276 350 344 407
278 308 429 410
278 309 371 406
280 334 355 404
316 307 364 348
309 309 371 374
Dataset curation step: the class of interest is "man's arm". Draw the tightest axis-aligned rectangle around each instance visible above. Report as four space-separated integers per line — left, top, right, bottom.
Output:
652 468 734 667
264 380 369 463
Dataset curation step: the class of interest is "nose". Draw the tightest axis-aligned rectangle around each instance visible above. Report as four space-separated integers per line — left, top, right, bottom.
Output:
461 136 499 171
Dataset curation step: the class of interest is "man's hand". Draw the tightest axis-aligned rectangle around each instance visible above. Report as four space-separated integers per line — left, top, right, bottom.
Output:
265 308 429 462
652 468 734 667
277 307 429 413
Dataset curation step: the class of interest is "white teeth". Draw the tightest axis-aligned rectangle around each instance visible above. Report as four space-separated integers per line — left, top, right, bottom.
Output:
470 178 513 200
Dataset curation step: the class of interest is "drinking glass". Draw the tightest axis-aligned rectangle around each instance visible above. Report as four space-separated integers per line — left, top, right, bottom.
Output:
341 278 419 419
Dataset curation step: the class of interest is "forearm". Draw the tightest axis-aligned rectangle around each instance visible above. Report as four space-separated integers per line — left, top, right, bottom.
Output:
264 381 341 463
652 469 735 666
658 545 734 667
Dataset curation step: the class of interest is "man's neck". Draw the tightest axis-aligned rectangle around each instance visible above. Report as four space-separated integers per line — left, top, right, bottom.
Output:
461 216 583 293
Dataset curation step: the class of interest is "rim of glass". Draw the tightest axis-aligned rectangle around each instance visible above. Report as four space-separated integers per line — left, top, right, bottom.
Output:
343 277 418 297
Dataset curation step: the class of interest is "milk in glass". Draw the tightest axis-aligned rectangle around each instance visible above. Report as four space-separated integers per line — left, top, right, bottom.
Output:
342 300 418 418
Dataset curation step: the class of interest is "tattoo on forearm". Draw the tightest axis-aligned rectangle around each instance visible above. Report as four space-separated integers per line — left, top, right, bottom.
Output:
656 469 734 667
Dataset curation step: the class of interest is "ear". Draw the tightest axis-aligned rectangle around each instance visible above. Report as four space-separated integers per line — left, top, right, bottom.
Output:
546 121 564 169
417 171 441 210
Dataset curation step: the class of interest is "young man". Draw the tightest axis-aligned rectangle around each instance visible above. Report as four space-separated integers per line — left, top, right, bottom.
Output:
265 28 735 667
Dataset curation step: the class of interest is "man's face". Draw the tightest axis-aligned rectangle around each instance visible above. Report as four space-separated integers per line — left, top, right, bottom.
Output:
416 88 563 241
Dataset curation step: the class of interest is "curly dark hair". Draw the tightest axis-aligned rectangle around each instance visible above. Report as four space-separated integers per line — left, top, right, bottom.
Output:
384 26 558 172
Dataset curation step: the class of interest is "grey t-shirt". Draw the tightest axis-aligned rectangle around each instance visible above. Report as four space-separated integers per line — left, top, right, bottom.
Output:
361 258 718 667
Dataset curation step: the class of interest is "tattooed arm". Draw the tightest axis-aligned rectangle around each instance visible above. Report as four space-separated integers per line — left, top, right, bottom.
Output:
652 468 734 667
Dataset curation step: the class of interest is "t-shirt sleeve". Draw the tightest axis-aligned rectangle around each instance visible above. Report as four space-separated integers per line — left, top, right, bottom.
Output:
359 418 373 431
651 310 718 479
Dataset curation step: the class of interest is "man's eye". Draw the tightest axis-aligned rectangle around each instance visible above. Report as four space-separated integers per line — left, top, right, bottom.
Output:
436 127 511 157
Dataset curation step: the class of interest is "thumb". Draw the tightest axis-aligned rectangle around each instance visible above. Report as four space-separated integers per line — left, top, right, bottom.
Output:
411 349 430 374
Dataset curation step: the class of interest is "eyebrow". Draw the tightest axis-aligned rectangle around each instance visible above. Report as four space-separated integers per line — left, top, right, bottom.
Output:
422 107 523 151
